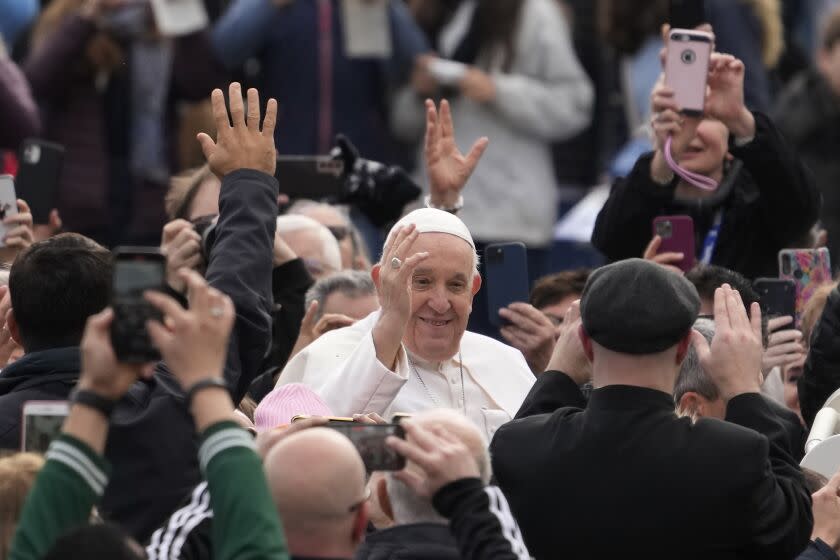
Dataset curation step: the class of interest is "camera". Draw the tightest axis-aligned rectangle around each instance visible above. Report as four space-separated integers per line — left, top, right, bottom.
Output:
681 49 696 64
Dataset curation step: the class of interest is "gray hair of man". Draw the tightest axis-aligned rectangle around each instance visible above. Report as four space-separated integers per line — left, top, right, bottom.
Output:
385 410 492 525
304 270 376 323
276 215 342 273
674 318 719 406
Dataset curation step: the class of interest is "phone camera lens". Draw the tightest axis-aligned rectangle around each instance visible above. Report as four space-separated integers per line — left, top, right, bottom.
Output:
681 49 696 65
656 221 673 239
794 269 804 280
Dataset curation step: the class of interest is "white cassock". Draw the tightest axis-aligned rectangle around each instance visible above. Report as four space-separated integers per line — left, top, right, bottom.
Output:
278 310 536 441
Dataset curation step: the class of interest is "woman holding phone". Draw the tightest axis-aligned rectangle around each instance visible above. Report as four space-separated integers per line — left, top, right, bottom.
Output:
591 37 820 281
392 0 593 337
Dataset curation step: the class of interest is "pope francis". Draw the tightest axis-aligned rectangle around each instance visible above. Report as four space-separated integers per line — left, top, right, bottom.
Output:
277 208 536 440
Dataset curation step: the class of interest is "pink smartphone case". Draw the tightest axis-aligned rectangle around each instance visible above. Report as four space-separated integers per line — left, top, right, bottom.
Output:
665 30 714 115
778 248 832 327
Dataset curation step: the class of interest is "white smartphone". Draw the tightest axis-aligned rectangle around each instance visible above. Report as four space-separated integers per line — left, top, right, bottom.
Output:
149 0 209 37
0 175 19 248
21 401 70 453
341 0 392 59
427 58 468 86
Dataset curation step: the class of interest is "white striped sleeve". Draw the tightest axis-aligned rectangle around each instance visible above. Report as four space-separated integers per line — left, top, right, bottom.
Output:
146 482 213 560
198 427 256 472
485 486 531 560
45 440 109 496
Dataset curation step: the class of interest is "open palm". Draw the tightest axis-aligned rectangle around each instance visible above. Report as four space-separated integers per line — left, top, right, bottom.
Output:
704 54 745 126
424 99 488 208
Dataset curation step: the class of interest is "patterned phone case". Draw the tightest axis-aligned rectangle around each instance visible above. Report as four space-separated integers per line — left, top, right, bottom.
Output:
778 248 833 327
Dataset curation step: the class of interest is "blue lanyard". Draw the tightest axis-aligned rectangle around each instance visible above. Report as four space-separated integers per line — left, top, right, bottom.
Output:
700 211 723 265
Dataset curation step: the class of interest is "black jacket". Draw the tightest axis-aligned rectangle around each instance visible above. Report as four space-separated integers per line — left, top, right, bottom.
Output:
0 169 278 543
0 347 79 449
798 540 840 560
591 112 820 280
355 523 460 560
800 286 840 427
773 69 840 266
490 371 813 560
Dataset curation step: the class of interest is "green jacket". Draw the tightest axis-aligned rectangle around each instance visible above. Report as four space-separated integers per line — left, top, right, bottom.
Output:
9 421 288 560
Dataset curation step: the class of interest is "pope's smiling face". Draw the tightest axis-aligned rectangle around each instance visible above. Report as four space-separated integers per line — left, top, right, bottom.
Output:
403 233 481 362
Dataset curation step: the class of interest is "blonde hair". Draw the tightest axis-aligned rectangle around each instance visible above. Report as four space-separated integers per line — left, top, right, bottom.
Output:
801 282 839 346
742 0 784 68
165 164 215 221
0 453 45 558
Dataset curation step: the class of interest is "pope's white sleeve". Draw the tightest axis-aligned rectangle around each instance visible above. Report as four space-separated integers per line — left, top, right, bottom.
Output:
317 330 410 416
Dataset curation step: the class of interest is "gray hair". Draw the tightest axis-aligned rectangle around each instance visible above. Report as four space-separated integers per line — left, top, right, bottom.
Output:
305 270 376 322
674 318 719 404
276 215 342 273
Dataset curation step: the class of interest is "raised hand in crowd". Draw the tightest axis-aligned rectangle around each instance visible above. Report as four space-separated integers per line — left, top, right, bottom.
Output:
0 200 35 265
692 285 764 400
424 99 488 210
499 302 556 374
197 82 278 178
545 300 590 384
705 53 755 139
762 315 806 379
642 235 685 275
32 209 62 243
160 219 203 294
289 300 355 359
371 224 430 370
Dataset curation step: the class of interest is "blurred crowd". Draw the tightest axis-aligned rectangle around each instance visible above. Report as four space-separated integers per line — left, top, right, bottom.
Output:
5 0 840 559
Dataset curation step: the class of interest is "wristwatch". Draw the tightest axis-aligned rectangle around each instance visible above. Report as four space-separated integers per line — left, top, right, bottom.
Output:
424 195 464 214
70 388 117 418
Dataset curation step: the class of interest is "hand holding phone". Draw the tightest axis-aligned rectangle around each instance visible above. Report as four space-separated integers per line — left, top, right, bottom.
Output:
753 278 796 322
650 216 695 273
328 423 406 471
0 175 19 248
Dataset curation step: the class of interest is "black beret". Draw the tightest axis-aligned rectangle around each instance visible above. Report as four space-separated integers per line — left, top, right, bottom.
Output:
580 259 700 354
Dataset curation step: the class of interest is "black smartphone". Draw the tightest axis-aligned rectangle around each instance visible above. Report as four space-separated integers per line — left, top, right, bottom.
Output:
484 242 530 327
669 0 705 29
110 247 167 363
753 278 796 321
15 139 65 224
275 156 345 199
328 423 406 471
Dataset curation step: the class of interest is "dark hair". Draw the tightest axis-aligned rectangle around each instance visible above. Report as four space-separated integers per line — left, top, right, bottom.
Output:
685 265 769 347
43 523 145 560
802 467 829 494
9 234 112 352
599 0 668 55
530 269 591 310
453 0 526 72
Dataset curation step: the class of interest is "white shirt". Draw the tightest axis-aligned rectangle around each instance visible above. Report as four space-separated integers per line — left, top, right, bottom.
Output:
278 311 535 441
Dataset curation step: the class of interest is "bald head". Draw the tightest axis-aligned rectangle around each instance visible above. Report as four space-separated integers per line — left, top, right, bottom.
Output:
265 428 366 531
385 409 490 526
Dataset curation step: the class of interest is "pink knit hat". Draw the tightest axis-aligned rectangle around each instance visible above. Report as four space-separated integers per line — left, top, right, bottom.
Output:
254 383 333 433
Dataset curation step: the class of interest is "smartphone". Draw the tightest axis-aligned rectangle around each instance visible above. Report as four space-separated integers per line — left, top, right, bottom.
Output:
428 58 468 86
753 278 796 321
275 156 345 199
110 247 167 363
652 215 696 273
21 401 69 453
328 423 406 471
291 415 355 424
149 0 209 37
15 139 64 225
340 0 392 59
484 242 530 327
665 29 714 116
0 175 19 247
779 248 833 328
669 0 705 29
391 413 412 424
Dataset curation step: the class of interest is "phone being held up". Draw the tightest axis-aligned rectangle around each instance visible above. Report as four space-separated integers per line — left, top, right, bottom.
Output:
110 247 168 363
484 242 530 327
665 28 714 116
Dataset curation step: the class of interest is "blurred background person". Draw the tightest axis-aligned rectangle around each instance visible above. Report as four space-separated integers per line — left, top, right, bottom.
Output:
22 0 226 247
392 0 594 338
